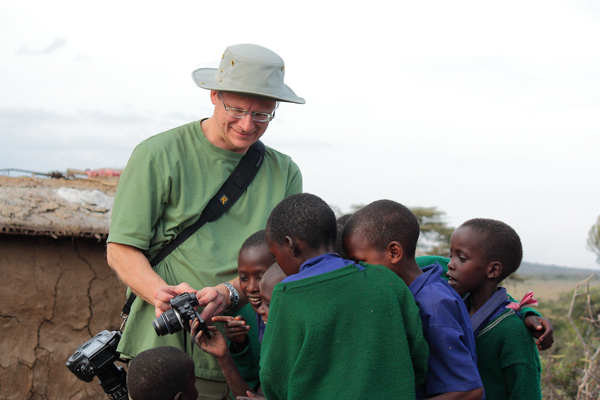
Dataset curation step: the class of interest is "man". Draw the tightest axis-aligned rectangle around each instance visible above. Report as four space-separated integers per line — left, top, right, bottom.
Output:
107 43 304 400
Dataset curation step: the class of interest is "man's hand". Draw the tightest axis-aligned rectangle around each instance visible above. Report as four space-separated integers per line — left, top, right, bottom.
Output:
525 315 554 350
153 282 197 317
194 285 230 321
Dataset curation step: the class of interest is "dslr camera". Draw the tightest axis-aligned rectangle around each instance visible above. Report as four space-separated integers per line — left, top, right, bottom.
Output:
66 330 128 400
152 292 210 338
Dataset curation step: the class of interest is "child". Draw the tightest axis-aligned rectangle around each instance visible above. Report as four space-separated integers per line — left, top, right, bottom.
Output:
416 255 554 351
447 218 542 400
192 263 285 399
260 193 428 399
256 262 287 325
194 230 274 398
127 346 198 400
216 231 274 349
342 200 484 400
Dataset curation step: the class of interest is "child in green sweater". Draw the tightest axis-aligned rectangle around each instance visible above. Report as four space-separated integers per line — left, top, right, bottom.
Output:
342 200 484 400
191 230 273 398
259 193 428 400
192 262 286 400
447 218 542 400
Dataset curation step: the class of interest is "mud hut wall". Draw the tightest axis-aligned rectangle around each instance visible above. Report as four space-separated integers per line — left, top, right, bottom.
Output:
0 234 127 400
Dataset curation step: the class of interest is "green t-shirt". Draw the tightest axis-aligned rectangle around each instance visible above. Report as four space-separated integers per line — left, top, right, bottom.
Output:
107 120 302 380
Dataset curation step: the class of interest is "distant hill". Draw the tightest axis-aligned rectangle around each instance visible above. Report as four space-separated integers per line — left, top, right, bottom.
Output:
518 261 600 281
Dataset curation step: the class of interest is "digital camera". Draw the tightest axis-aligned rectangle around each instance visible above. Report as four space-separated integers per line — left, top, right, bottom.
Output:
152 292 210 338
66 330 128 400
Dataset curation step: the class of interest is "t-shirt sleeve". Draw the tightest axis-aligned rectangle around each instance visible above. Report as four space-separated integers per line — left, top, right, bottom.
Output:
107 144 168 250
285 159 302 196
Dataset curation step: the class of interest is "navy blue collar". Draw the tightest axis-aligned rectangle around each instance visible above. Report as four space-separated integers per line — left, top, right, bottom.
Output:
467 287 511 337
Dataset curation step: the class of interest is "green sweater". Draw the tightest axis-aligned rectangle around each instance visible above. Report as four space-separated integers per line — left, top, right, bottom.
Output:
260 263 429 400
229 304 261 392
476 309 542 400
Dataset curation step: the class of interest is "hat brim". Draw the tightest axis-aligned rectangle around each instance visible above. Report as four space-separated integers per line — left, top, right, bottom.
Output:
192 68 305 104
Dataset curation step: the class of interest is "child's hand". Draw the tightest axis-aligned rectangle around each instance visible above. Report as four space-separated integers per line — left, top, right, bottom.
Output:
525 315 554 350
212 315 250 344
190 319 228 358
236 391 265 399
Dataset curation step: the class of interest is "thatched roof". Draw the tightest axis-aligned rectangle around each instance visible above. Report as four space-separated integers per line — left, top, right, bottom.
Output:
0 176 117 239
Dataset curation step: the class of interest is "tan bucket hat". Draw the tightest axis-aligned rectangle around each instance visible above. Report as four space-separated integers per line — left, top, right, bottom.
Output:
192 44 305 104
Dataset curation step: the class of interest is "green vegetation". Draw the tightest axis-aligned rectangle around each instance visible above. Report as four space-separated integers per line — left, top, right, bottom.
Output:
538 275 600 399
410 207 454 256
588 215 600 264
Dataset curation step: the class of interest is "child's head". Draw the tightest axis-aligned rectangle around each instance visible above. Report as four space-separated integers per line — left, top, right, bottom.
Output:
341 200 420 269
448 218 523 297
333 214 353 259
265 193 337 276
127 346 197 400
238 230 275 313
257 262 287 323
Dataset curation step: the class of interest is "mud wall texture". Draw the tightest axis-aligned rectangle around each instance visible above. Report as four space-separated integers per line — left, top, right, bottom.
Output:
0 234 127 400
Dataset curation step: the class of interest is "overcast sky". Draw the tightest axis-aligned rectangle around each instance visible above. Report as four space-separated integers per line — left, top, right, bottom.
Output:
1 0 599 269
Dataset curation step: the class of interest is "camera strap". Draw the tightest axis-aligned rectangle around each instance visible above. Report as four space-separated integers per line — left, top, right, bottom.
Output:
120 140 266 326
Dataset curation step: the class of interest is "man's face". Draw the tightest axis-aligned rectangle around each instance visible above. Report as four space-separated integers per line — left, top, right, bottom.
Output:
210 90 276 153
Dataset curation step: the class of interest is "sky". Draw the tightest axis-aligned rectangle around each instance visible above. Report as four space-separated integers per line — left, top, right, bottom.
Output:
1 1 599 269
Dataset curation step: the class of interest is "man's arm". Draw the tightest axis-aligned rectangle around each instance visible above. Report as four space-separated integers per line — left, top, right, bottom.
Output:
106 242 168 305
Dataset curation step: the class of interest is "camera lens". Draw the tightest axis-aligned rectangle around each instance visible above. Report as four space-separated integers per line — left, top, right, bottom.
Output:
152 309 183 336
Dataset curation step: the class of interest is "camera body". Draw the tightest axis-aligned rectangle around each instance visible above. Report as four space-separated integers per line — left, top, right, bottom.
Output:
152 292 210 338
66 330 128 400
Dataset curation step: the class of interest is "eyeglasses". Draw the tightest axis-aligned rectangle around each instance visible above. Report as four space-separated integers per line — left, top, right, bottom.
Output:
220 93 276 122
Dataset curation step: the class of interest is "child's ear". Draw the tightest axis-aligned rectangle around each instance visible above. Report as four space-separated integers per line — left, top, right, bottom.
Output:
284 236 300 257
486 261 502 279
388 241 404 265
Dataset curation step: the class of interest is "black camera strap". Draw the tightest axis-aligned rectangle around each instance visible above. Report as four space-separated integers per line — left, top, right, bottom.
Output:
120 140 266 321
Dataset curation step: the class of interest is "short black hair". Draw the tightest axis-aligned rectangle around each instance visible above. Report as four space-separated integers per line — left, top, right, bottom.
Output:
266 193 337 250
240 230 268 253
342 200 420 258
460 218 523 280
334 223 349 258
334 214 353 258
336 213 353 226
127 346 194 400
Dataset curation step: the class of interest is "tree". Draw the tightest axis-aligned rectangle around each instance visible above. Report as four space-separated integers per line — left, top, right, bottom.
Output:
410 207 454 256
588 215 600 264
